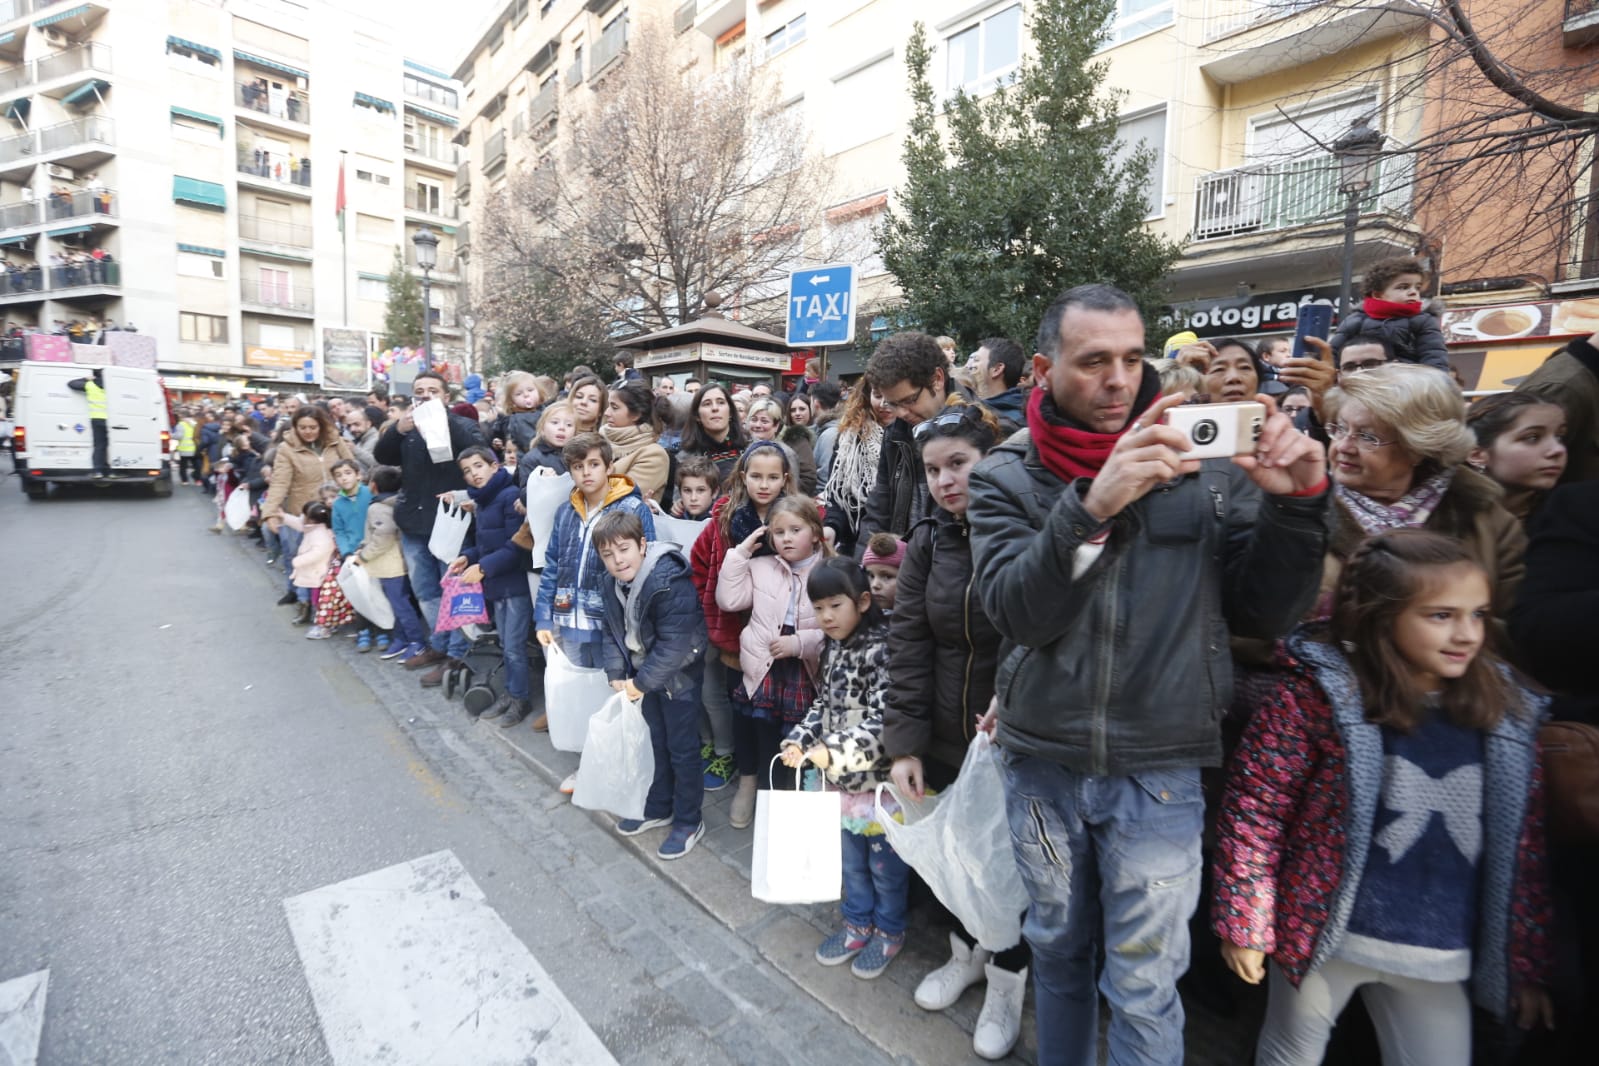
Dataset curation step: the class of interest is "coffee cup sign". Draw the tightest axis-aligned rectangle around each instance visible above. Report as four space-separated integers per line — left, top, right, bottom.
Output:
1450 304 1544 341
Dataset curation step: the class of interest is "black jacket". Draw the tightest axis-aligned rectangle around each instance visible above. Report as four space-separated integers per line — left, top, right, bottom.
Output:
968 432 1330 774
462 468 533 601
1330 307 1450 371
601 544 707 701
858 417 921 550
1510 480 1599 723
883 513 1003 771
372 414 486 537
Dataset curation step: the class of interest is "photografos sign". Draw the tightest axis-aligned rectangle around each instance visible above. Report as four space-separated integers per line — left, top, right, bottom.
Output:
1166 286 1342 339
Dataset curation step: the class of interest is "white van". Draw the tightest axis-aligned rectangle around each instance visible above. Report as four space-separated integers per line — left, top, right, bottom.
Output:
10 361 173 499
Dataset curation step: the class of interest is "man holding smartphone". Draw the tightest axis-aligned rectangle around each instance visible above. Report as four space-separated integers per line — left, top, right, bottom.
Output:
966 284 1331 1066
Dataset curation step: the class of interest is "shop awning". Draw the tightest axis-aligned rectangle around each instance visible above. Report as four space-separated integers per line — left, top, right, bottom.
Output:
0 234 30 247
240 247 311 263
166 36 221 60
357 271 388 282
178 243 226 258
48 225 91 237
170 106 224 134
403 101 457 127
0 33 15 47
173 176 226 209
404 58 451 80
34 4 90 28
354 92 395 113
233 50 307 81
61 79 108 109
6 98 28 123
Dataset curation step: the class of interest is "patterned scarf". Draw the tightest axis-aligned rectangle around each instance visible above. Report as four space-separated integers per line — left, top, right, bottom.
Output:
826 423 883 528
1336 468 1455 536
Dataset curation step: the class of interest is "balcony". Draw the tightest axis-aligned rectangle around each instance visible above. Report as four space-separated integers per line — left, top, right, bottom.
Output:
455 159 471 197
0 265 44 300
35 43 112 96
0 198 33 227
482 128 506 174
404 77 458 111
457 220 469 249
675 1 697 34
1199 1 1429 85
404 189 458 220
694 0 744 39
591 18 629 82
49 259 119 295
239 213 311 247
240 277 313 316
1567 0 1599 46
1191 152 1409 241
404 138 457 170
0 116 115 173
235 80 310 125
237 155 312 196
529 80 556 129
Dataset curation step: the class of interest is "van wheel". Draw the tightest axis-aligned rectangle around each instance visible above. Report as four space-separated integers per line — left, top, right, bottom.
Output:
23 480 47 500
150 476 173 498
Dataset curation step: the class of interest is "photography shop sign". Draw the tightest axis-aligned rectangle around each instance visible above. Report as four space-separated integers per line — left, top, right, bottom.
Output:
1166 286 1341 339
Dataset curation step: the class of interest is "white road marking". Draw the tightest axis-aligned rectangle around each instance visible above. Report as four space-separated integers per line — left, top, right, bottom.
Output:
0 969 48 1066
284 850 616 1066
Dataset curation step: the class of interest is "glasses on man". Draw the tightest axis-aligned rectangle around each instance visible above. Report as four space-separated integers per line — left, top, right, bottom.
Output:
883 384 927 414
1324 422 1394 450
1340 358 1387 374
1281 402 1310 417
913 408 977 442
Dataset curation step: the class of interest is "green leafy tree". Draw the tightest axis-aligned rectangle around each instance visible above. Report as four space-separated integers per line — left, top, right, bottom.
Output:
879 0 1182 351
381 247 426 350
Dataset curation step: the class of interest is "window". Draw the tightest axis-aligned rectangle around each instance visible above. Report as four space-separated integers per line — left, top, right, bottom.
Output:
945 5 1020 96
828 55 897 155
357 213 392 243
171 118 219 145
414 180 441 213
166 40 220 69
1105 0 1174 48
1249 93 1378 163
764 14 806 59
403 74 458 109
358 277 387 302
355 169 392 186
489 24 504 53
1115 106 1167 218
178 252 225 279
830 213 886 277
180 312 228 344
255 322 299 349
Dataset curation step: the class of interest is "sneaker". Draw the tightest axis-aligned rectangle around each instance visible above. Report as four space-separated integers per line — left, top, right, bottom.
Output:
356 631 373 653
305 625 332 640
850 931 904 980
699 743 715 768
914 931 993 1010
375 633 391 652
264 556 278 566
559 773 577 795
530 713 549 733
703 754 734 792
404 648 446 671
381 641 419 662
615 815 671 837
972 964 1028 1061
815 924 872 967
657 822 704 860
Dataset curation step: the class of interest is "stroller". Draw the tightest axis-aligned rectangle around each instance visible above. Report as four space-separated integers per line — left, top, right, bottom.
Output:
444 623 545 715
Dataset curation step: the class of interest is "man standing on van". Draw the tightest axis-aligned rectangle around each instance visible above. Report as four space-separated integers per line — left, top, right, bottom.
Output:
67 367 109 478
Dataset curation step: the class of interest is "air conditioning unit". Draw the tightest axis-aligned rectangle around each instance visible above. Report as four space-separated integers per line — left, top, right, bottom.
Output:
41 28 67 47
44 164 75 181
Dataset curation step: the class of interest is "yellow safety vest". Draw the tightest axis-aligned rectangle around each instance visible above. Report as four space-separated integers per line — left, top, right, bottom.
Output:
84 380 106 419
176 420 196 454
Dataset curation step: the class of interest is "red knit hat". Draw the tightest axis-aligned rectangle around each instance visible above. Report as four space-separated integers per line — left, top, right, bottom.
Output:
862 534 907 570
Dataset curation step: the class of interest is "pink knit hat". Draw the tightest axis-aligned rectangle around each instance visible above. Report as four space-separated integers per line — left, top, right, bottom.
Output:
862 534 907 570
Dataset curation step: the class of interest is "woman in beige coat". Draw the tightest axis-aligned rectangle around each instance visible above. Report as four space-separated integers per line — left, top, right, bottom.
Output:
601 381 670 501
261 405 356 603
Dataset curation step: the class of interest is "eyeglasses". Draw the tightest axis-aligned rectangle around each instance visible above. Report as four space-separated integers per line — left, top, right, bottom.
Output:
882 385 927 414
913 407 979 441
1324 422 1394 450
1340 359 1387 374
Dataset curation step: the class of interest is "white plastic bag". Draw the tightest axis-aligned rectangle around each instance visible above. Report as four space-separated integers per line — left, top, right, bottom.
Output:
651 513 708 551
336 557 395 629
572 693 655 820
428 498 472 563
411 397 454 463
543 641 614 752
222 485 251 530
874 733 1029 950
524 473 573 569
752 756 842 904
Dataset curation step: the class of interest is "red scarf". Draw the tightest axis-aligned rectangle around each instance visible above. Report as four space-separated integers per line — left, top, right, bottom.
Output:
1025 373 1160 482
1362 296 1423 320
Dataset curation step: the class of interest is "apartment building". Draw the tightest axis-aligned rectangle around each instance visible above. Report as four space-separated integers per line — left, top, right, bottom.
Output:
0 0 463 398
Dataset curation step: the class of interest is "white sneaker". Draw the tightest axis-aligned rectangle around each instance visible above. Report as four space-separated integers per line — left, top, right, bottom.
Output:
305 625 331 640
913 931 992 1011
972 963 1027 1061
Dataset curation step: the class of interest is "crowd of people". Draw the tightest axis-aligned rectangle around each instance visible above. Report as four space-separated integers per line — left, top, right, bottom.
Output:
176 254 1599 1066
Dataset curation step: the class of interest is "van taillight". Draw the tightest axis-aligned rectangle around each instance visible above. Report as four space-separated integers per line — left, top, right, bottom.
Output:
160 430 171 455
10 425 21 452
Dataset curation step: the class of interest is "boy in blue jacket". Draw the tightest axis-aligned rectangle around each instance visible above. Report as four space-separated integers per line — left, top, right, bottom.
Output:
449 446 534 726
595 509 708 859
330 459 378 650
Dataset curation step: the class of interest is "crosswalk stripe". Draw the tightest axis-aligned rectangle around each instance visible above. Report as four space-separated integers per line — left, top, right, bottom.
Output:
284 850 616 1066
0 969 48 1066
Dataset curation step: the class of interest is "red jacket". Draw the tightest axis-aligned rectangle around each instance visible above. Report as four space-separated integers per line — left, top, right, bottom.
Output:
1211 634 1552 1016
690 497 746 654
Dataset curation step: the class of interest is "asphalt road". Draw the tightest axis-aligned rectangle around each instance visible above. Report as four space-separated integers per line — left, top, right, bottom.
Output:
0 477 898 1066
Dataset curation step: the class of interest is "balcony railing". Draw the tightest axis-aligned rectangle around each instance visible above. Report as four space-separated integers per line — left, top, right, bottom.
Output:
0 266 44 295
240 277 312 312
674 1 697 34
483 128 506 171
239 213 311 246
404 78 458 110
36 42 113 83
1566 0 1599 45
455 159 471 194
404 190 458 218
1205 0 1325 43
0 199 34 228
0 116 115 163
591 19 629 80
529 81 557 128
457 220 470 249
565 56 582 88
1191 152 1409 241
45 187 115 222
405 139 457 165
235 81 310 124
50 260 119 290
237 155 312 188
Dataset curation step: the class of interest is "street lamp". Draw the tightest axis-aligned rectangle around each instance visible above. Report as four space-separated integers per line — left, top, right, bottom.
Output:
1334 118 1384 319
412 226 439 371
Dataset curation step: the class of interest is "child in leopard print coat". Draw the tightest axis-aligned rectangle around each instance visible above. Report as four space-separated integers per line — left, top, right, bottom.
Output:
780 558 910 980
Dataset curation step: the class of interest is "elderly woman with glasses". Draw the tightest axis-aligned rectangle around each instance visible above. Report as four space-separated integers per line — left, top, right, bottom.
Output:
1319 363 1525 617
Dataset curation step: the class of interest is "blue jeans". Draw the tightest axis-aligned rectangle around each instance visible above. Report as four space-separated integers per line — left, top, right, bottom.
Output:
555 630 603 669
380 575 428 648
641 676 704 829
400 532 468 658
1000 752 1203 1066
699 647 733 756
278 524 303 594
841 829 910 937
490 596 532 700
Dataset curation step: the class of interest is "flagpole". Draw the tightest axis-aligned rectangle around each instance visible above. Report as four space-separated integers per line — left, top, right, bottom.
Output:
339 149 349 325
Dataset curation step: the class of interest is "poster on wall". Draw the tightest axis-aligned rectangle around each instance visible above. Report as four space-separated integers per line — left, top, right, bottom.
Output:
1441 296 1599 346
322 328 370 391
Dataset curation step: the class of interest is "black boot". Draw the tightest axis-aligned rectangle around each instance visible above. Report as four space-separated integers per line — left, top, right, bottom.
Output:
276 590 297 606
497 698 532 729
292 602 312 626
478 692 514 721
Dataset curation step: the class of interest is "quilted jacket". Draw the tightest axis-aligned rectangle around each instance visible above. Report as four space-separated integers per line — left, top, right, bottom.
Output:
533 475 655 632
715 542 825 697
787 621 892 793
690 496 747 655
1211 631 1552 1017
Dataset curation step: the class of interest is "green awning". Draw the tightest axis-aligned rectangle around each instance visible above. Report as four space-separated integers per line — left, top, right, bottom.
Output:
173 175 226 210
354 92 395 113
61 79 107 108
0 33 15 47
6 98 28 123
404 58 451 80
178 243 226 258
240 247 312 263
166 36 221 60
403 101 458 127
0 235 29 247
233 50 308 80
34 4 90 28
358 271 389 281
48 225 91 237
170 106 225 137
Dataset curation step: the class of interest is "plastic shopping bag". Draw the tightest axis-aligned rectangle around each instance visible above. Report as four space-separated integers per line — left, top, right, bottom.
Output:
336 557 394 629
524 473 573 570
572 693 655 820
651 513 708 551
434 573 490 633
428 498 472 562
223 483 252 530
874 733 1029 950
752 756 842 904
543 640 614 752
411 397 454 463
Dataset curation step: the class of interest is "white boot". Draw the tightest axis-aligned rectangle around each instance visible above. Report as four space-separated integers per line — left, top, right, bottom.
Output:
972 963 1027 1061
913 931 992 1010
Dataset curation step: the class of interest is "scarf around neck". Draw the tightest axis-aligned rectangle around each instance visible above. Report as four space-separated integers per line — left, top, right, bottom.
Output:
1337 467 1455 536
1025 363 1161 482
1363 296 1424 320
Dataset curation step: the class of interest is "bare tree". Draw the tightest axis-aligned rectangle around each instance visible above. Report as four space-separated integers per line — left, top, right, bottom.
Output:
474 17 841 361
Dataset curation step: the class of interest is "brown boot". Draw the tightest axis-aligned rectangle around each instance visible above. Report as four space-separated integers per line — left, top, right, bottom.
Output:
420 658 460 688
530 713 549 733
292 602 312 626
403 647 446 671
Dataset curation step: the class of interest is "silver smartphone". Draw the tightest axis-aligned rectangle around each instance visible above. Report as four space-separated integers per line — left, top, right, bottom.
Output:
1165 401 1266 460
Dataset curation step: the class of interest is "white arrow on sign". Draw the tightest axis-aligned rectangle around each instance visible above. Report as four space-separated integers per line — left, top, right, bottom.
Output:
809 274 830 285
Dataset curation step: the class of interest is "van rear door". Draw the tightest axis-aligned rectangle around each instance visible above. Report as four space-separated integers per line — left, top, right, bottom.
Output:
19 364 92 471
102 367 165 472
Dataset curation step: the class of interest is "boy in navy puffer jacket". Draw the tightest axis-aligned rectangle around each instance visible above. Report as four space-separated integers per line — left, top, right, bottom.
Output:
449 445 534 725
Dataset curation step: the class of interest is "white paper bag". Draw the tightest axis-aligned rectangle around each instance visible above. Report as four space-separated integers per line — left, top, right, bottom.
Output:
428 498 472 563
411 397 454 463
572 693 655 820
874 733 1029 950
222 485 251 530
336 557 395 629
651 513 708 551
751 756 842 904
524 472 573 570
543 641 615 752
